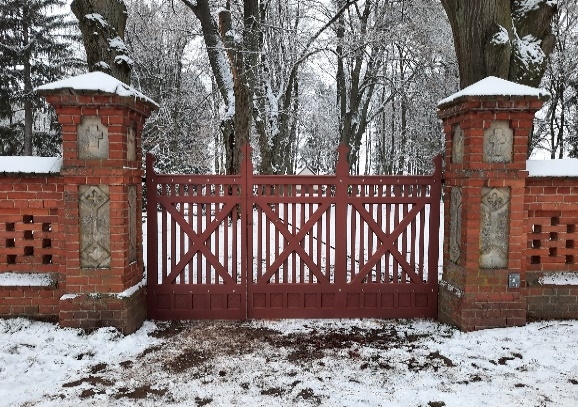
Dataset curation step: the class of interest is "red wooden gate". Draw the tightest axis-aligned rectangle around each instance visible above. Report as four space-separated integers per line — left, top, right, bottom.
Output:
146 145 441 320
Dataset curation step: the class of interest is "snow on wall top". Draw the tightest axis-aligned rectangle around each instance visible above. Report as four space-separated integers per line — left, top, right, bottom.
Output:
527 159 578 177
0 272 55 287
539 272 578 286
438 76 550 106
0 157 62 175
36 71 158 108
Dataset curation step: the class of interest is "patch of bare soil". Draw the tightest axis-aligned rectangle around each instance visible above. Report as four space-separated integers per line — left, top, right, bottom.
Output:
490 353 523 366
114 384 168 399
295 387 322 405
62 375 113 388
89 362 107 374
194 396 213 406
165 348 211 373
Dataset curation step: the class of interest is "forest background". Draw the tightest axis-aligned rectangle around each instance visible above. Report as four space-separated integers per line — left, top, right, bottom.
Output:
1 0 576 176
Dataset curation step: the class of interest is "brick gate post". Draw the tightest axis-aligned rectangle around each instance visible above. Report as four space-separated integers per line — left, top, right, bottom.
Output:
37 72 157 334
437 77 548 331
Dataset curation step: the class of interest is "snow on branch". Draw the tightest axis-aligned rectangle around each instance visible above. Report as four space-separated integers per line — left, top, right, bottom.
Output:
84 13 108 28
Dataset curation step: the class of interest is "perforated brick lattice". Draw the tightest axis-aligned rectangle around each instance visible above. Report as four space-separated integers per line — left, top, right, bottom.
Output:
3 215 54 268
527 212 576 270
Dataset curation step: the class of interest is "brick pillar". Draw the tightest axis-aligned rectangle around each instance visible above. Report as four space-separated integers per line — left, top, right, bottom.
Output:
38 72 157 334
437 77 547 331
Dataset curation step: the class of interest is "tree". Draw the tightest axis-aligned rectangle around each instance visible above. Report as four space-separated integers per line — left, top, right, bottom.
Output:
334 0 387 172
441 0 557 88
124 0 214 174
532 0 578 158
0 0 81 156
178 0 248 175
370 0 458 175
71 0 132 83
180 0 358 175
298 80 340 175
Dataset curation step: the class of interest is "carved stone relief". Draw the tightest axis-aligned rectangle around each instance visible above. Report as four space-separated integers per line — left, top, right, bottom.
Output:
78 116 109 159
449 187 462 264
79 185 111 268
127 126 136 161
128 185 137 263
483 121 513 163
452 125 464 164
479 187 510 269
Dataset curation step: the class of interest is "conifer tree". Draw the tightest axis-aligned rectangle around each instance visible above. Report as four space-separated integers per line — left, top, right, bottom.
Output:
0 0 81 156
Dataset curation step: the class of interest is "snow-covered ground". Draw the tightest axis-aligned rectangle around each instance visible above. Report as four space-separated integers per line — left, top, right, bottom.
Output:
1 318 577 406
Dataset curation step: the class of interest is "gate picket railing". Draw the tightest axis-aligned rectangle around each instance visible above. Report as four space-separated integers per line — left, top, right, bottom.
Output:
146 144 442 320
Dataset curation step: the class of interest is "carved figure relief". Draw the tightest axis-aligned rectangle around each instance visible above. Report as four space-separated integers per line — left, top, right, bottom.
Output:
449 187 462 263
79 185 111 268
127 126 136 161
483 121 513 163
479 187 510 268
78 116 109 159
128 185 137 263
452 125 464 164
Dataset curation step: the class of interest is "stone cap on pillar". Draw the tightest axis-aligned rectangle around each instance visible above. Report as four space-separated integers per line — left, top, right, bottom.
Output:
437 76 550 118
36 71 158 113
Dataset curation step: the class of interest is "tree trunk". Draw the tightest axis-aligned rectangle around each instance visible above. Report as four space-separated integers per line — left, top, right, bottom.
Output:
441 0 557 88
71 0 131 84
182 0 259 175
336 1 347 146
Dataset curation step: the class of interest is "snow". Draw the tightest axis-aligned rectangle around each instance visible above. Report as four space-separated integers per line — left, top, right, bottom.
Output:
0 156 62 174
0 318 159 406
116 276 146 298
108 36 128 53
490 25 510 45
515 0 558 15
540 272 578 285
36 71 158 108
93 61 110 70
60 294 79 300
84 13 108 28
59 277 146 300
0 272 54 287
527 159 578 177
114 54 134 66
439 279 463 298
515 34 545 67
1 317 578 406
438 76 550 106
212 33 235 119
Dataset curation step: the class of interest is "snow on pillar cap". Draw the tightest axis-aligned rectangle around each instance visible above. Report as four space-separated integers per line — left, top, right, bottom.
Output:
36 71 159 109
438 76 550 108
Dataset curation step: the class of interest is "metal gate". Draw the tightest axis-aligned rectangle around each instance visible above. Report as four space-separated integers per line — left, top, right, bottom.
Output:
146 145 442 320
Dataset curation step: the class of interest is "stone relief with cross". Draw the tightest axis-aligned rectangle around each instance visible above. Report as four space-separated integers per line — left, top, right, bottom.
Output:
479 187 510 269
79 185 111 268
78 116 109 159
483 121 513 163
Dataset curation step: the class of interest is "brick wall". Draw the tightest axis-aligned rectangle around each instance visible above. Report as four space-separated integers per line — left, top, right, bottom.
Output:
438 77 578 331
0 71 156 334
438 95 535 331
525 176 578 319
0 173 64 320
